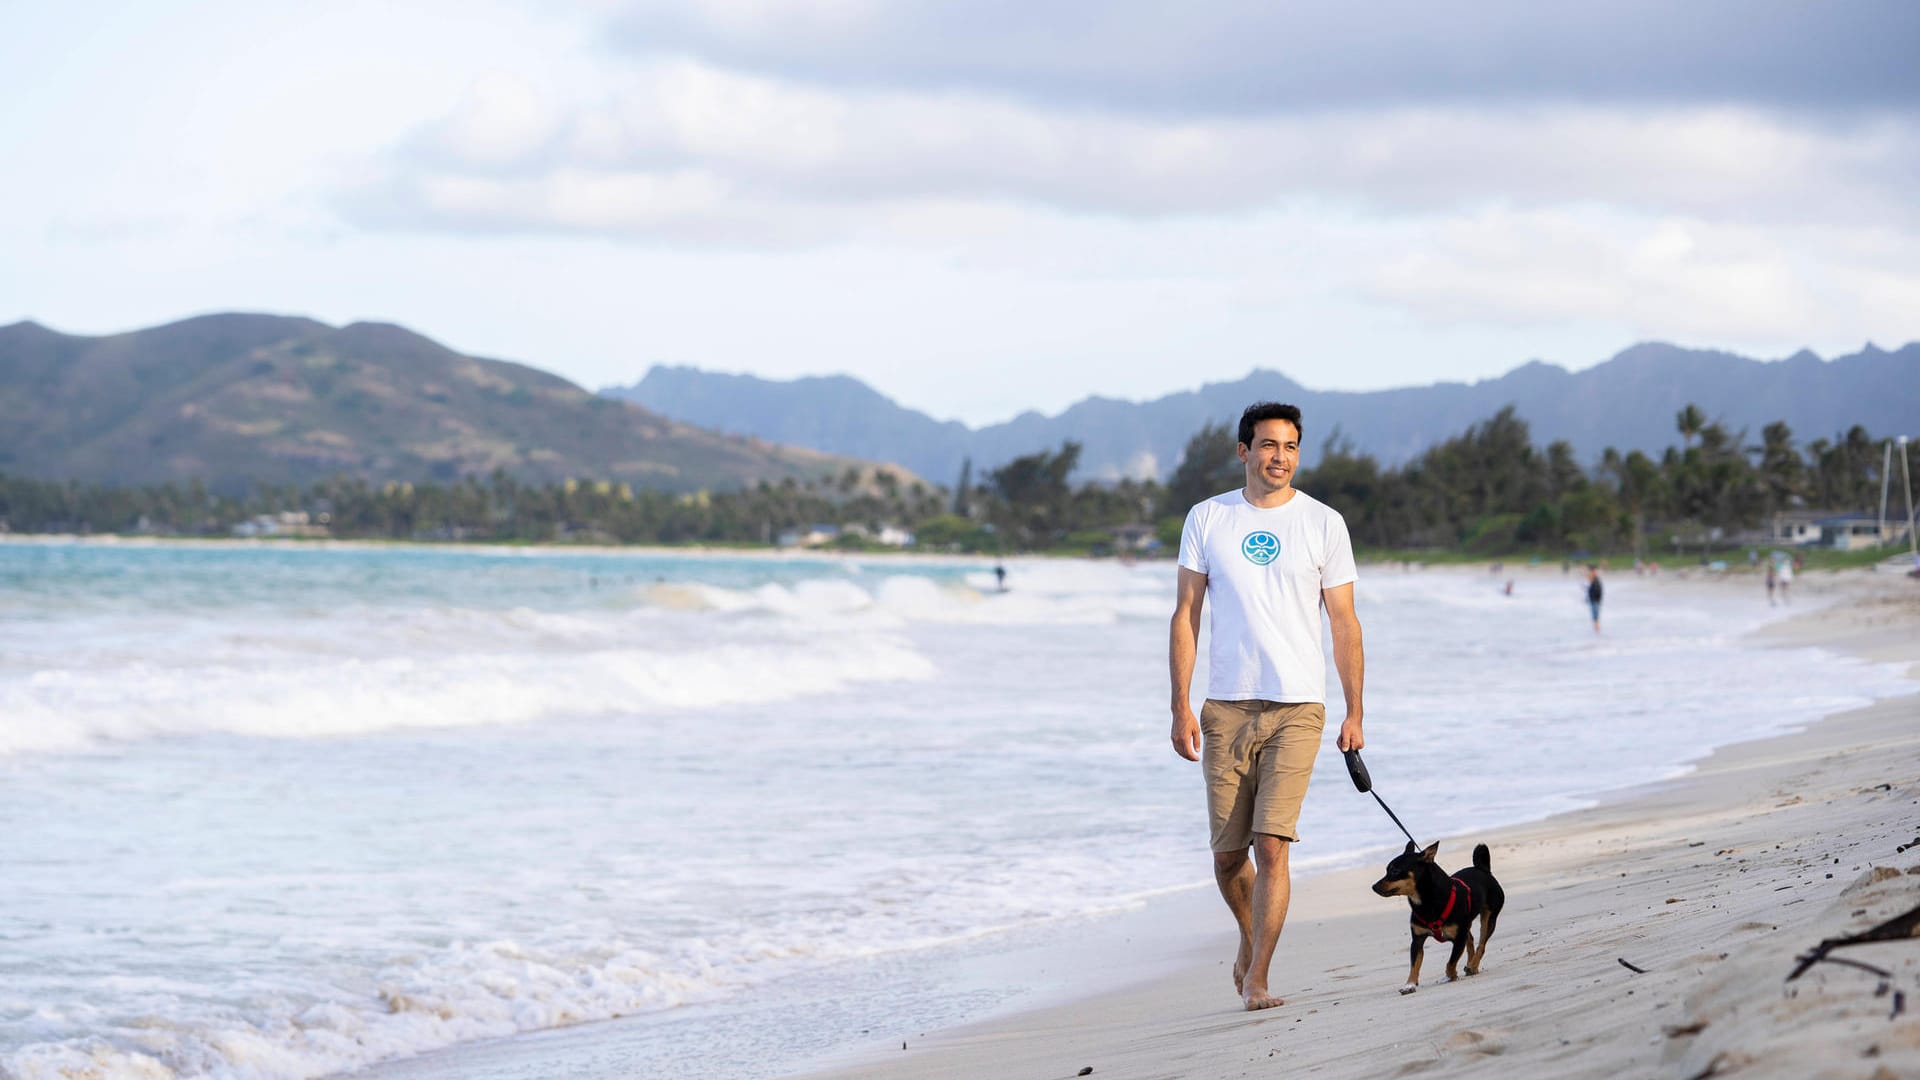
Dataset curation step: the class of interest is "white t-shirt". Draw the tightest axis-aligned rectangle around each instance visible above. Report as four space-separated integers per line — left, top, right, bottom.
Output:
1178 488 1358 704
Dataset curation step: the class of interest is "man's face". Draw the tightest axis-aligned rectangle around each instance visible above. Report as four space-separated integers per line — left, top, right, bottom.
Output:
1239 419 1301 494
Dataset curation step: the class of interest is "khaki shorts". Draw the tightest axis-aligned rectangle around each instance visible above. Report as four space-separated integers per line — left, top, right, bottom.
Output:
1200 698 1326 850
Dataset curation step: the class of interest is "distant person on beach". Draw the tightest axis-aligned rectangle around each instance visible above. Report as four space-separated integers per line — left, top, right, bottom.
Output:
1168 402 1364 1012
1585 565 1603 633
1766 561 1778 605
1776 556 1793 604
993 563 1007 592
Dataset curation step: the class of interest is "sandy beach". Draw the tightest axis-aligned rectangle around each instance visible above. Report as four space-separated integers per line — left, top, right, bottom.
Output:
801 567 1920 1080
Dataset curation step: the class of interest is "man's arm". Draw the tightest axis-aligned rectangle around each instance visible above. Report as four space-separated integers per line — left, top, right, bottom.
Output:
1323 581 1365 751
1169 567 1208 761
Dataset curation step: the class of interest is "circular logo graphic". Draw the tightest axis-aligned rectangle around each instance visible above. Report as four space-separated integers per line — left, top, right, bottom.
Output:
1241 530 1280 565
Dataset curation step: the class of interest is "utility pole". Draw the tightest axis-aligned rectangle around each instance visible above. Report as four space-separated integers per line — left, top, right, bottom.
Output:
1899 436 1917 567
1880 439 1894 539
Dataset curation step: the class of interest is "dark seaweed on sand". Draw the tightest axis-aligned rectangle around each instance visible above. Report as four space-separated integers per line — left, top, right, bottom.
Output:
1786 902 1920 982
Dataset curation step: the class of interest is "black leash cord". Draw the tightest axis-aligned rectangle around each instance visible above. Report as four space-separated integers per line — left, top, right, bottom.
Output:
1345 747 1420 847
1371 790 1419 847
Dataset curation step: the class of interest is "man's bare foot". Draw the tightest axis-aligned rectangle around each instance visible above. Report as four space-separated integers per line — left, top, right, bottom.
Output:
1242 985 1284 1011
1232 940 1252 995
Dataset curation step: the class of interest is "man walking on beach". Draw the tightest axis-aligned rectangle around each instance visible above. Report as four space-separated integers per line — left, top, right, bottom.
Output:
1169 402 1365 1011
1586 565 1604 633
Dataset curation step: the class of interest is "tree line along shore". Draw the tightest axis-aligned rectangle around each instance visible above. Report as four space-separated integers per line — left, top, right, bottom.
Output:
0 405 1910 563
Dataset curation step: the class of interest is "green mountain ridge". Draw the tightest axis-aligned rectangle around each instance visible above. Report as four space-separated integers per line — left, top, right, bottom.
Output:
0 313 879 494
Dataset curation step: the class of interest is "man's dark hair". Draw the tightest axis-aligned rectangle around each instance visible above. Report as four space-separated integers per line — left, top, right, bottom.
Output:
1238 402 1303 448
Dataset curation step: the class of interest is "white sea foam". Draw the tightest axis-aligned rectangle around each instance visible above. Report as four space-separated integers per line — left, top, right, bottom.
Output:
637 575 1144 626
0 605 935 755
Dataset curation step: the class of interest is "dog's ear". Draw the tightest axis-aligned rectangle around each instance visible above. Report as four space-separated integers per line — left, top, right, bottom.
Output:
1420 841 1440 863
1403 840 1417 855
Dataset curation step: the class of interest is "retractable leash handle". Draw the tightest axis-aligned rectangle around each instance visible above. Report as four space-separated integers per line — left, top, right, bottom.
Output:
1344 748 1420 847
1342 747 1373 793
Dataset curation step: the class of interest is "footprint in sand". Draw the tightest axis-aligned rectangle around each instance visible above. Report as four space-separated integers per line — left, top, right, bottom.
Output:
1443 1029 1507 1056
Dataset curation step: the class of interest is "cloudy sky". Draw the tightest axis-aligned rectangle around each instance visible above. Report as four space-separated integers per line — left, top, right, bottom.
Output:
3 1 1916 425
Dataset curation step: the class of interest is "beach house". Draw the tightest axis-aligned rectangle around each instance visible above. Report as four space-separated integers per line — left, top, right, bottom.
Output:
1818 514 1907 550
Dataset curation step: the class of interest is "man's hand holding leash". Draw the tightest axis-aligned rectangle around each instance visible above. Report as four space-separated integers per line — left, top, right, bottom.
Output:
1337 712 1364 753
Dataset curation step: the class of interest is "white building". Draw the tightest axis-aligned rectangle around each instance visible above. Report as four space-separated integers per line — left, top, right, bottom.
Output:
1818 515 1908 550
1767 511 1826 547
231 511 329 538
776 524 842 548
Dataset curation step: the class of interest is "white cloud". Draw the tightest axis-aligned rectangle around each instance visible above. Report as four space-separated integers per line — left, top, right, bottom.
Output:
1366 210 1920 350
605 0 1920 113
428 73 559 167
331 54 1920 379
390 167 845 246
365 62 1919 243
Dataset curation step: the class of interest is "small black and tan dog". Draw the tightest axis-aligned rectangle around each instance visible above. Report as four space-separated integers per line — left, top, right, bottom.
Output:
1371 840 1504 994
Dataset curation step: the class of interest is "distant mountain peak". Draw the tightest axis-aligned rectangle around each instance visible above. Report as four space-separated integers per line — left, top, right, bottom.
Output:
1491 359 1571 384
1197 367 1310 396
332 320 460 357
602 342 1914 483
0 313 889 494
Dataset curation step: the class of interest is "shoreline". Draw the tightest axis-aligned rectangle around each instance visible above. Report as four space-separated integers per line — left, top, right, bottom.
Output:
337 569 1920 1080
795 570 1920 1079
11 531 1909 576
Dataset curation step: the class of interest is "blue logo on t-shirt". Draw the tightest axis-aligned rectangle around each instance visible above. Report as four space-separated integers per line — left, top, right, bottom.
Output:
1241 531 1280 565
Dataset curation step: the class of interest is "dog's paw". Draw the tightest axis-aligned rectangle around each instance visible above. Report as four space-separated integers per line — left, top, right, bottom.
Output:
1464 966 1479 976
1399 983 1418 995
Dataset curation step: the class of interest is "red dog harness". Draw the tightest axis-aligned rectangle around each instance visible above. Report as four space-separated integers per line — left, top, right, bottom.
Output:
1421 876 1474 941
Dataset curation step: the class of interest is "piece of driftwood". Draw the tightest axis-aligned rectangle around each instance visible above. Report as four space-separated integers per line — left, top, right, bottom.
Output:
1786 901 1920 982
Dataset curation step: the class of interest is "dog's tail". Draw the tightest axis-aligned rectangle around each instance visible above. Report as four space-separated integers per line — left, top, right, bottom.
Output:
1473 843 1491 871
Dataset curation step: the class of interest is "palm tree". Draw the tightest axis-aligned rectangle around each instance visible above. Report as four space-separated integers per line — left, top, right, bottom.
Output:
1805 438 1835 506
1755 420 1802 517
1842 425 1878 509
1675 404 1706 449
